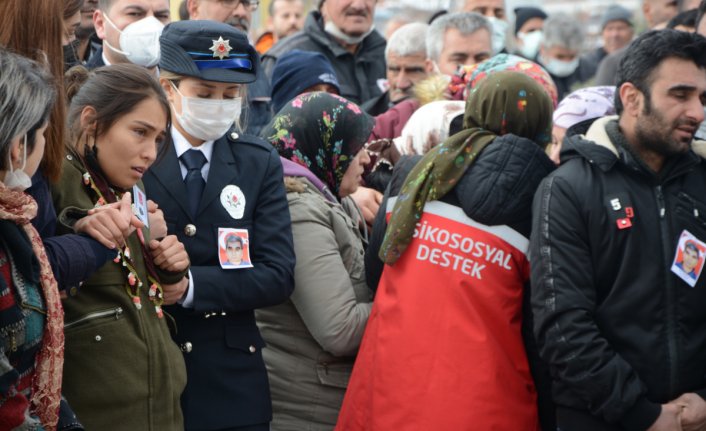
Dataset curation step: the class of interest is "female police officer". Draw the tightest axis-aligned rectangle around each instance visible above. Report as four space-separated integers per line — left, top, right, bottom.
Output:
143 20 295 431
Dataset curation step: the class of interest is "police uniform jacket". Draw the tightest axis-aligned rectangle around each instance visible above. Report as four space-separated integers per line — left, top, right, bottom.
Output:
143 130 296 430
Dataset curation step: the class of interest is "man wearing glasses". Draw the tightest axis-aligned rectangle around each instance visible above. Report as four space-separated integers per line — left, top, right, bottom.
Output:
262 0 386 106
187 0 258 33
187 0 273 136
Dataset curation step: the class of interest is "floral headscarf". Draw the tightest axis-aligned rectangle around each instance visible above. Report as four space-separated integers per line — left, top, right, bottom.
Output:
380 71 553 264
262 92 375 196
448 54 559 108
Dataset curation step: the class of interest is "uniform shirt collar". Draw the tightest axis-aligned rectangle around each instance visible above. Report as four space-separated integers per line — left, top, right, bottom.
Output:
172 127 215 162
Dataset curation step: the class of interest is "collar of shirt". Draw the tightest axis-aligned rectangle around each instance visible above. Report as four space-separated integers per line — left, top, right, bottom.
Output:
172 127 215 181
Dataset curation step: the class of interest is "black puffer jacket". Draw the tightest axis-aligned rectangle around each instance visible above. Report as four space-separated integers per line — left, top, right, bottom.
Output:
531 116 706 431
364 133 556 429
365 133 555 289
261 11 386 105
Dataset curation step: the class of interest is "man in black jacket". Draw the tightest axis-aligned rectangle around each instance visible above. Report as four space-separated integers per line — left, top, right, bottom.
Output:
531 29 706 431
261 0 386 105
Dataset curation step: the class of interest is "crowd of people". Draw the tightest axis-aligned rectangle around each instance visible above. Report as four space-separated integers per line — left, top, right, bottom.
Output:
2 0 706 430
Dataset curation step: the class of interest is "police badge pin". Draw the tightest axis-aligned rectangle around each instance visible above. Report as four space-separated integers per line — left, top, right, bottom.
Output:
209 36 232 60
220 185 246 219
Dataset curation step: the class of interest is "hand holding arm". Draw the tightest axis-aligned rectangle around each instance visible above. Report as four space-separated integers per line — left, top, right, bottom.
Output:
75 192 143 249
350 186 382 231
150 235 190 273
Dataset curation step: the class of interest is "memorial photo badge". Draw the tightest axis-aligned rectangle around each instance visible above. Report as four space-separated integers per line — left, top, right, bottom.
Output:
132 185 149 228
671 230 706 287
218 228 253 269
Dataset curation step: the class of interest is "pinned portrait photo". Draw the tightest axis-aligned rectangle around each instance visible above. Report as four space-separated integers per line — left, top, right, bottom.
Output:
671 230 706 287
218 228 253 269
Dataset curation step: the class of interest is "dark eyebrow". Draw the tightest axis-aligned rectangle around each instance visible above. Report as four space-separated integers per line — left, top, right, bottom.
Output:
133 120 158 131
122 5 146 13
668 84 698 93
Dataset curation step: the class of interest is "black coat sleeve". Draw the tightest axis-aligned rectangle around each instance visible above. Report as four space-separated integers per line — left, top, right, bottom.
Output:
28 171 112 290
530 175 661 430
363 155 421 293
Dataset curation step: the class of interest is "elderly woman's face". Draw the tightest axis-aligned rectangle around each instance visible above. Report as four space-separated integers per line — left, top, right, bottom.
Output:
338 148 371 198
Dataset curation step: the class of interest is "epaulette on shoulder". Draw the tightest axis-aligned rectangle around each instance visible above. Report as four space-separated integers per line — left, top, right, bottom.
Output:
226 131 274 152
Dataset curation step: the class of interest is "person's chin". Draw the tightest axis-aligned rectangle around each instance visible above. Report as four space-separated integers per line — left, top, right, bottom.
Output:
390 90 412 103
341 23 370 37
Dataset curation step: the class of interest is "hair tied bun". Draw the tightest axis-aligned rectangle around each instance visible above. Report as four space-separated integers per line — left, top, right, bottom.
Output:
64 65 91 103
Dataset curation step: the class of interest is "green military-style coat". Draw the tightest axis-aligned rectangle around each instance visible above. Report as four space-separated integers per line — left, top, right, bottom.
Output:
51 153 187 430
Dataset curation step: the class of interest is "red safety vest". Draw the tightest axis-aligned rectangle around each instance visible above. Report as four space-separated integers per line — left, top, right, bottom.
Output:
337 199 539 431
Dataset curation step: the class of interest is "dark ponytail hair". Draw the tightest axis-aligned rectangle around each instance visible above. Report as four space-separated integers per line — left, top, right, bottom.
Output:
65 64 171 157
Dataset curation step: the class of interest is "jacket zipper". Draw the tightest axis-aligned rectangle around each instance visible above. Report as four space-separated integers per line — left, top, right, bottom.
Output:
64 307 124 329
655 185 678 396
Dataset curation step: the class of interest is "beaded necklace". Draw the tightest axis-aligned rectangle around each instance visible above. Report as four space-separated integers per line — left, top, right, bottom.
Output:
79 150 165 318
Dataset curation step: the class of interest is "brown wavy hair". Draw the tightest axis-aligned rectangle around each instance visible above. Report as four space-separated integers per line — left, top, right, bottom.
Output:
65 64 172 160
0 0 67 183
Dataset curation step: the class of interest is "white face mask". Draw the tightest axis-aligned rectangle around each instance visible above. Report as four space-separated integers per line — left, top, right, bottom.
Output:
541 55 580 78
171 83 242 142
324 21 374 46
4 135 32 191
103 14 164 67
516 30 543 59
486 17 508 55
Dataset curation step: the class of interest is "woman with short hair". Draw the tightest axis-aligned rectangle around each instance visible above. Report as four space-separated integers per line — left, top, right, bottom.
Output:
0 48 62 430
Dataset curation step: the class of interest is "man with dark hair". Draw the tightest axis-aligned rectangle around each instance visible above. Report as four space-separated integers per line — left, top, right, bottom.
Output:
676 241 700 278
75 0 101 64
88 0 170 69
531 29 706 431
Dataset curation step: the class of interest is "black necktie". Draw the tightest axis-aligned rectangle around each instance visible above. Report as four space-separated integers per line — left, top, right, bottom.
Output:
180 149 207 217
